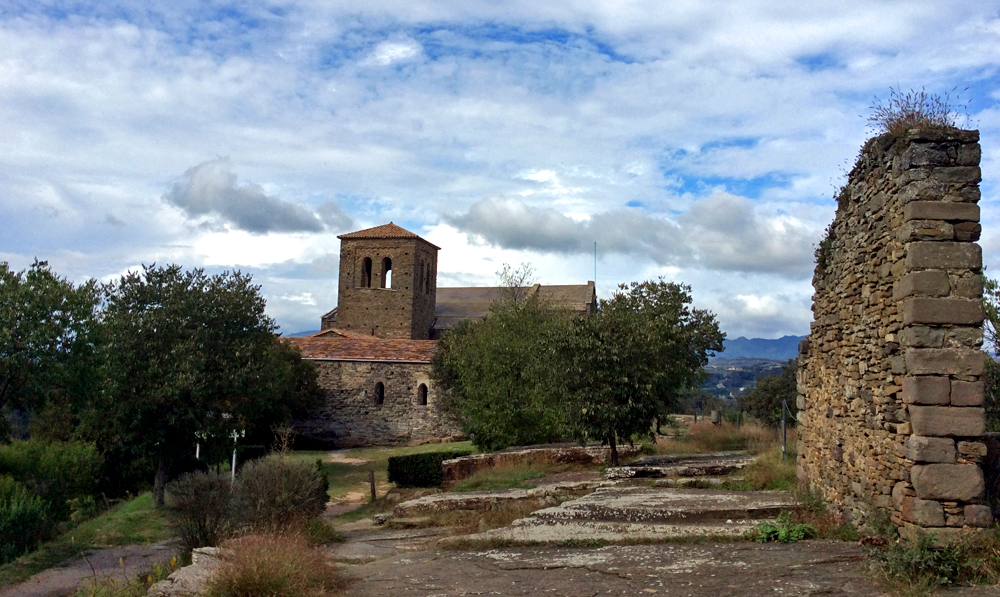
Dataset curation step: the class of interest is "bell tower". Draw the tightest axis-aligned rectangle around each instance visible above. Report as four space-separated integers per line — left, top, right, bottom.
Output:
333 223 439 340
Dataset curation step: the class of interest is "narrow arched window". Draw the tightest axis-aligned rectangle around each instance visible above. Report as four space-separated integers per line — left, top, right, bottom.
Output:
361 258 372 288
417 384 428 406
381 257 392 289
374 382 385 406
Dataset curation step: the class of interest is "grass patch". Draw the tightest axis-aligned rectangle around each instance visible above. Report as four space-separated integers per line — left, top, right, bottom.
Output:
206 533 347 597
451 462 555 492
288 442 476 503
719 444 797 491
74 555 180 597
657 422 785 456
0 493 171 589
868 528 1000 596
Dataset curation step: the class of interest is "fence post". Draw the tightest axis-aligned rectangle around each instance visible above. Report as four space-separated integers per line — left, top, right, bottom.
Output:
781 399 788 463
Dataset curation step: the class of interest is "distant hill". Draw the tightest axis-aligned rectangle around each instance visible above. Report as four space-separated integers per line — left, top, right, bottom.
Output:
285 330 320 337
714 335 805 361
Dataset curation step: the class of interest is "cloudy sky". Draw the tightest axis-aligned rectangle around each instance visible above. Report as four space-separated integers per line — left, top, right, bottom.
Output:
2 1 999 338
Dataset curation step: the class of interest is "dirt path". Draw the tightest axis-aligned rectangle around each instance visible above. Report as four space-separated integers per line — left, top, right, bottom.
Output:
0 542 177 597
339 538 1000 596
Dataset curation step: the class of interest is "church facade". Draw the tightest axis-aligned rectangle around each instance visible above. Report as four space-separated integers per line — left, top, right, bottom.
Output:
290 223 595 447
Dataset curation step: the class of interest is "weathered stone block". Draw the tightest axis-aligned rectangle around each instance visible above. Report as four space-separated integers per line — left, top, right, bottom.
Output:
909 406 985 437
899 326 945 348
954 222 982 242
957 143 982 167
957 441 987 460
901 376 950 405
904 349 984 376
903 201 979 222
951 381 984 406
911 464 984 501
929 166 981 184
964 504 993 527
898 220 953 242
951 275 984 298
905 242 981 271
905 436 956 463
901 496 945 526
902 298 983 326
893 271 950 300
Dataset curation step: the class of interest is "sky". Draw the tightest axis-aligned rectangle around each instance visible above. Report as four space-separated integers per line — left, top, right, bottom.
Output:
1 1 999 338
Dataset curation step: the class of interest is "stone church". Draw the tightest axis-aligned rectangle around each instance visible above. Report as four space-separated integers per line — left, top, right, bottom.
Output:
290 222 596 447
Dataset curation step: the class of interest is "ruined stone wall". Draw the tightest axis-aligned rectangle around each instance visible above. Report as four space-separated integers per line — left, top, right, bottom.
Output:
798 129 990 535
294 360 461 447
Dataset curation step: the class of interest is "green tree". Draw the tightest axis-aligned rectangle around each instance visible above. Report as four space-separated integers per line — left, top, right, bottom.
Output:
87 264 319 507
566 280 724 465
433 264 571 451
983 276 1000 431
0 261 100 440
740 360 798 425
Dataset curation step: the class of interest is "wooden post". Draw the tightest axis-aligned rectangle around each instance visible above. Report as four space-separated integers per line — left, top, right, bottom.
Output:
369 470 376 502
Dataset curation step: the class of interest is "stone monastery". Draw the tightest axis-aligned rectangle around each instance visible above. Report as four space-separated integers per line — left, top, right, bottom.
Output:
290 222 596 447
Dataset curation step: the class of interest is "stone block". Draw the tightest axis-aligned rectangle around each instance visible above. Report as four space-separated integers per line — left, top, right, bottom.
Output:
899 326 944 348
905 436 956 463
957 441 987 460
909 406 985 437
901 376 950 405
904 349 984 376
902 298 983 326
957 143 982 167
903 201 979 222
911 464 984 501
901 496 945 526
951 381 984 406
893 271 950 300
905 129 979 144
929 166 981 184
954 222 982 242
951 275 984 298
905 242 981 271
964 504 993 527
898 220 953 242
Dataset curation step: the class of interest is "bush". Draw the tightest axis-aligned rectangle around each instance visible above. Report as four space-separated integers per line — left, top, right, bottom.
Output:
165 470 234 551
206 533 345 597
231 457 329 532
0 439 103 521
387 450 472 488
0 474 50 564
752 511 816 543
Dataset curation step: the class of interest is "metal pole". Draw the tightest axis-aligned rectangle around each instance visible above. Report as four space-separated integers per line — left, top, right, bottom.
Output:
781 400 788 463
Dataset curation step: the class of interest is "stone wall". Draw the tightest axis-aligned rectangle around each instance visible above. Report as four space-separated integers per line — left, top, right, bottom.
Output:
797 129 990 535
294 360 462 447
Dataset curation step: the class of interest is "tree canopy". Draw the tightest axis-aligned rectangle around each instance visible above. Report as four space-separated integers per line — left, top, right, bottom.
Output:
739 360 797 426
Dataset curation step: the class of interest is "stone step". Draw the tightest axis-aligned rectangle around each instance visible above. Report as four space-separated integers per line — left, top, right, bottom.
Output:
393 480 607 517
606 458 753 480
653 476 742 488
528 487 800 525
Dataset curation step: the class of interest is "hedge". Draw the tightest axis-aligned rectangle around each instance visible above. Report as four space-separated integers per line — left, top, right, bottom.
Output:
0 475 50 564
0 439 103 522
387 450 472 488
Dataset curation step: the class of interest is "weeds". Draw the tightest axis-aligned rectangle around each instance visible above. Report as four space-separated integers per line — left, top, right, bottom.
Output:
74 555 179 597
205 533 346 597
868 527 1000 596
751 512 816 543
721 444 797 491
868 86 970 138
657 422 781 455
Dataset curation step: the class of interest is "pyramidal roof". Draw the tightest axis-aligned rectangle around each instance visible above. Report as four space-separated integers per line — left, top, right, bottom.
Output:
337 222 439 248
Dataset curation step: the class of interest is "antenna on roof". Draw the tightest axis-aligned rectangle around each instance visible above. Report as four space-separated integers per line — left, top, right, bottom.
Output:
594 241 597 290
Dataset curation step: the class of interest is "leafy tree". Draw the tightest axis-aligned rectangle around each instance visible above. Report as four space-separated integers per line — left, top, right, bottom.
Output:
740 359 797 425
565 280 724 465
433 263 572 451
983 276 1000 431
86 264 320 507
0 261 100 440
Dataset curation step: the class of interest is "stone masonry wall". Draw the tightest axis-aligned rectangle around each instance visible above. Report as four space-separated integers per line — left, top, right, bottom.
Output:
294 360 462 447
797 129 990 535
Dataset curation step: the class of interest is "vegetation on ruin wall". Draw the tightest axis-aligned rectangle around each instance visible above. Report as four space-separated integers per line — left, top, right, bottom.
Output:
434 274 724 465
0 260 322 520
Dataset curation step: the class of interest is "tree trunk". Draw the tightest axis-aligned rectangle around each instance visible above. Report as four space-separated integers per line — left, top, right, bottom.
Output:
608 434 619 467
152 456 168 508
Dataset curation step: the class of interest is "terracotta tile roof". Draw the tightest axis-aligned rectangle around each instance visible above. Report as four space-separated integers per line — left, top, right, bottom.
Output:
309 328 379 340
287 336 438 363
337 222 440 250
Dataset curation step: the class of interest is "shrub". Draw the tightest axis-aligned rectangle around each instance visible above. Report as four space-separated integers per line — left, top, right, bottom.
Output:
387 450 472 488
165 470 234 551
868 528 1000 594
231 457 329 532
752 511 816 543
0 474 50 564
868 86 969 138
0 439 103 521
206 533 345 597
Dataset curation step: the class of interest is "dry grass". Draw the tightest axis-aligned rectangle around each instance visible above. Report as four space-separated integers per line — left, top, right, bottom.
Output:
656 422 785 455
205 533 347 597
868 86 969 138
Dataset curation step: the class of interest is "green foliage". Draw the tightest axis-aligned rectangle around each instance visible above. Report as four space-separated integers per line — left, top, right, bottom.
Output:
87 264 321 506
165 470 234 551
983 276 1000 432
566 279 724 464
752 512 816 543
868 86 968 138
0 260 101 439
231 456 330 532
433 290 573 451
869 533 969 594
740 360 798 426
0 475 50 564
387 450 472 488
814 223 836 273
451 466 548 492
0 439 103 521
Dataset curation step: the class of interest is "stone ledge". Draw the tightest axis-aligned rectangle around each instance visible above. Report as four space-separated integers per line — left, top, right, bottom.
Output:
903 201 979 223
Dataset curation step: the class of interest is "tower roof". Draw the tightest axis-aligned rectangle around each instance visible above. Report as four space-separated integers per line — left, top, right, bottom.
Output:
337 222 439 248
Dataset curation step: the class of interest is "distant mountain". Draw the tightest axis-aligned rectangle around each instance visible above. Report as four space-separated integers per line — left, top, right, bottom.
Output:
284 330 320 337
713 335 805 361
